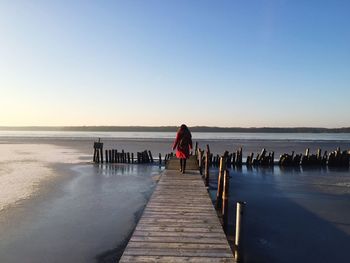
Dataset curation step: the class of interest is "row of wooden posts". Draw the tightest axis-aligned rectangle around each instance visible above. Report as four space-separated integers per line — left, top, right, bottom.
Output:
279 147 350 167
194 142 350 168
196 145 245 262
93 139 165 165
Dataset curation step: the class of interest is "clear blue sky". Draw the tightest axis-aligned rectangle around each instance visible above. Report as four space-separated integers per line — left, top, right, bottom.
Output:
1 0 349 127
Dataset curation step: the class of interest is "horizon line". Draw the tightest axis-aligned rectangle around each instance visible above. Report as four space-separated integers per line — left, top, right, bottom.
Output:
1 126 350 133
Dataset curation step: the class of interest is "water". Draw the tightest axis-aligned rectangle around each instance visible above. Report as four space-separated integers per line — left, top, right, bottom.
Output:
0 133 349 263
0 163 162 263
208 165 350 263
1 130 350 141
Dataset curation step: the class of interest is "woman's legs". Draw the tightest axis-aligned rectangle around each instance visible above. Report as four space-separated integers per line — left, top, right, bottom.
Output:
179 158 187 173
182 158 186 174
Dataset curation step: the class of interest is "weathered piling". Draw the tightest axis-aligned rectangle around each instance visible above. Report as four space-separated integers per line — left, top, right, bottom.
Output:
158 153 162 166
93 139 103 163
105 149 109 163
113 149 116 163
278 147 349 167
197 148 203 175
137 152 140 163
148 150 153 163
231 152 236 166
328 148 350 167
226 153 232 168
235 201 246 262
236 147 243 166
247 148 274 167
215 156 226 210
204 145 210 187
222 169 230 234
279 151 301 166
108 149 111 163
246 152 254 166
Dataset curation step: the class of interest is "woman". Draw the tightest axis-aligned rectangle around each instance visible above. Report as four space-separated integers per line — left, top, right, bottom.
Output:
172 124 193 174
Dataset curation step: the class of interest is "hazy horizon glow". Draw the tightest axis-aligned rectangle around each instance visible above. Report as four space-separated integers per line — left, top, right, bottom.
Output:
1 1 349 128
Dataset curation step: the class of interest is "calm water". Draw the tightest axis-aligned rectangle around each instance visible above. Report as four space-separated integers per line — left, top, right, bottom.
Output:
1 130 350 141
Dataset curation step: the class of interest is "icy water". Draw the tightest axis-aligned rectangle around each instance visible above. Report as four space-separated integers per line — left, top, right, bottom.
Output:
208 165 350 263
0 133 349 262
0 163 162 263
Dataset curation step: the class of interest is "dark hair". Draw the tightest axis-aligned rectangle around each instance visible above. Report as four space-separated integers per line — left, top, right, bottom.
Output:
179 124 191 137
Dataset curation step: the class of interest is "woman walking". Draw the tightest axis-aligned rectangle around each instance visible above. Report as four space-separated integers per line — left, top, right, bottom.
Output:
172 124 193 174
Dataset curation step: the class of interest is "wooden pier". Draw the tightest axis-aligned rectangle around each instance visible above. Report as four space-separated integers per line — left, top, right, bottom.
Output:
119 157 235 262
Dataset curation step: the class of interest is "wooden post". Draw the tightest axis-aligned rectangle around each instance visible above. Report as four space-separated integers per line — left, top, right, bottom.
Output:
235 201 246 262
232 152 236 166
100 148 103 163
127 152 131 163
142 151 147 163
271 152 275 166
215 157 226 210
105 150 109 163
195 142 198 156
159 153 162 166
227 154 232 168
205 145 210 187
112 150 115 163
222 169 230 234
122 150 125 163
96 149 100 163
148 151 154 163
93 148 96 162
198 148 203 175
132 152 134 164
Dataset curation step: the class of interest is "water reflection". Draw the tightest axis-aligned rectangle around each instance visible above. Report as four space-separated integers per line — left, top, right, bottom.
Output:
93 163 164 177
226 165 349 177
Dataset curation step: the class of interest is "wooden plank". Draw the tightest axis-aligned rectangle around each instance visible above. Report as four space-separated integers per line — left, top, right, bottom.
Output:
121 256 235 262
123 248 233 257
134 226 223 233
132 230 226 237
127 241 229 249
138 218 220 224
130 236 228 244
136 222 224 228
144 208 215 213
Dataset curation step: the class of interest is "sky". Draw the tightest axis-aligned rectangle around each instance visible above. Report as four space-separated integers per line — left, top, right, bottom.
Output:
0 0 349 128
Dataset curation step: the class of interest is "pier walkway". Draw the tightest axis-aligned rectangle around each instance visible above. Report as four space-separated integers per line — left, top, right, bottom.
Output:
119 156 235 262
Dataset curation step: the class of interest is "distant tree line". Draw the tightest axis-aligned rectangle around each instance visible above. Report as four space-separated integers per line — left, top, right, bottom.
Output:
1 126 350 133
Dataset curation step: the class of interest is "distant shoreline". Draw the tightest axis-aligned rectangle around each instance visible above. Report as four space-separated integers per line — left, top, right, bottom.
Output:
1 126 350 133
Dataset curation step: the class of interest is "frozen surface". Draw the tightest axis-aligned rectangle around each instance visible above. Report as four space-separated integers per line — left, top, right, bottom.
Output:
0 144 89 211
0 162 161 263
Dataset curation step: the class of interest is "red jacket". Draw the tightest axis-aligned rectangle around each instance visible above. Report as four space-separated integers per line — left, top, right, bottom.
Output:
172 129 193 159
